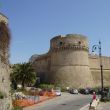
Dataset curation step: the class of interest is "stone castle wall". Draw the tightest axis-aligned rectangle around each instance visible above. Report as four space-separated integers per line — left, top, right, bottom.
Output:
31 54 50 82
0 13 12 110
0 12 10 96
89 55 110 87
0 13 8 24
31 34 110 88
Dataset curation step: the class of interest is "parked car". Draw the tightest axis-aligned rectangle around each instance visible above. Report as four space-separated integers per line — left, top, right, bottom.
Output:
90 88 100 95
79 88 90 94
54 89 61 96
54 87 61 96
69 89 78 94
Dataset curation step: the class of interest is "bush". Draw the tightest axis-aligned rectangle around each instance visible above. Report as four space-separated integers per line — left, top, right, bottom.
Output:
100 97 110 102
61 88 66 92
0 91 4 99
100 92 110 102
39 84 54 90
12 107 23 110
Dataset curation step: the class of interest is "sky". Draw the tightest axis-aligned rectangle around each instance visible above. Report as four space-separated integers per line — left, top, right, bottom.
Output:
0 0 110 64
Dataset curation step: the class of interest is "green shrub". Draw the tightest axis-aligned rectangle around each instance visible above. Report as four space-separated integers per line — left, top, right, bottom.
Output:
0 91 4 99
61 88 66 92
39 84 54 90
12 107 23 110
101 98 110 102
101 96 110 102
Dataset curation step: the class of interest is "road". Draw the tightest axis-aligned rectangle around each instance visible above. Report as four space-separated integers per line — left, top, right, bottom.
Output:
23 92 92 110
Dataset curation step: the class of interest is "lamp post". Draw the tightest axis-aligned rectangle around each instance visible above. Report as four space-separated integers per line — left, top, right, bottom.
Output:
92 41 104 93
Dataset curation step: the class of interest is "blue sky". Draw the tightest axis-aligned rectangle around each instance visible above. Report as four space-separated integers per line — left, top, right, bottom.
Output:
0 0 110 64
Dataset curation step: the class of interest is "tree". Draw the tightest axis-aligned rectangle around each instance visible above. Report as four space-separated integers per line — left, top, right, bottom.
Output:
10 62 36 88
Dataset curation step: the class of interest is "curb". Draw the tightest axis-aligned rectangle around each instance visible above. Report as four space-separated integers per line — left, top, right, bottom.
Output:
23 96 57 109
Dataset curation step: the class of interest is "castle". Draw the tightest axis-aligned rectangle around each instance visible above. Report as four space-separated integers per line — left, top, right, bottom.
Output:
30 34 110 89
0 13 11 110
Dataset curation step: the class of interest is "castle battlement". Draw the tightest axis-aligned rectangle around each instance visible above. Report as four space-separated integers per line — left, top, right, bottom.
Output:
50 44 89 52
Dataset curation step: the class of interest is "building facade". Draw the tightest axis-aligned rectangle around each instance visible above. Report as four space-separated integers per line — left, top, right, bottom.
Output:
30 34 110 88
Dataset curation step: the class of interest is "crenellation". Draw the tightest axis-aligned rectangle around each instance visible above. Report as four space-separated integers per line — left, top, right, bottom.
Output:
50 45 89 52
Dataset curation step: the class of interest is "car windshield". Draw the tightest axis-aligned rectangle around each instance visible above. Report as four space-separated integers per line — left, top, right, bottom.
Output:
54 90 61 92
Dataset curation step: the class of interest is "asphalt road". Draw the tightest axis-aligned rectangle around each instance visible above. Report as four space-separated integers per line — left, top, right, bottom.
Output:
24 92 92 110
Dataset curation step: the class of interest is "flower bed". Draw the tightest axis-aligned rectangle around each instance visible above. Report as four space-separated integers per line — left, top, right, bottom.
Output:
12 92 56 108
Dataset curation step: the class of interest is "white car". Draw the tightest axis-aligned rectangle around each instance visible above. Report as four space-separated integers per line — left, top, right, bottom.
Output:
73 89 78 94
54 89 61 96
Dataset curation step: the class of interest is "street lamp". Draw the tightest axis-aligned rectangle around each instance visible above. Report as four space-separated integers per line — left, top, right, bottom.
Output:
92 41 104 93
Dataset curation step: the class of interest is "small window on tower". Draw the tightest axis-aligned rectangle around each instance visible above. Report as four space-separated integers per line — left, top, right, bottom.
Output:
78 41 81 45
57 41 63 46
59 42 63 46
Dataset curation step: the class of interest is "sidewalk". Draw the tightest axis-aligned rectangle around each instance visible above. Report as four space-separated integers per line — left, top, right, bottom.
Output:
80 102 110 110
97 102 110 110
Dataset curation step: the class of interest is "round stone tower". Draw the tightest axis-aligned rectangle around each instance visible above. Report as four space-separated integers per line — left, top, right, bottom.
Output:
49 34 94 88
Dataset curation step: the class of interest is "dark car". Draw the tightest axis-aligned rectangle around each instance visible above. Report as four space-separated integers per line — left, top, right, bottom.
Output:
79 88 90 94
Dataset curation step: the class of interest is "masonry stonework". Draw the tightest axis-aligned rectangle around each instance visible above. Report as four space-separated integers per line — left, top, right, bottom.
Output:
30 34 110 88
0 13 12 110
